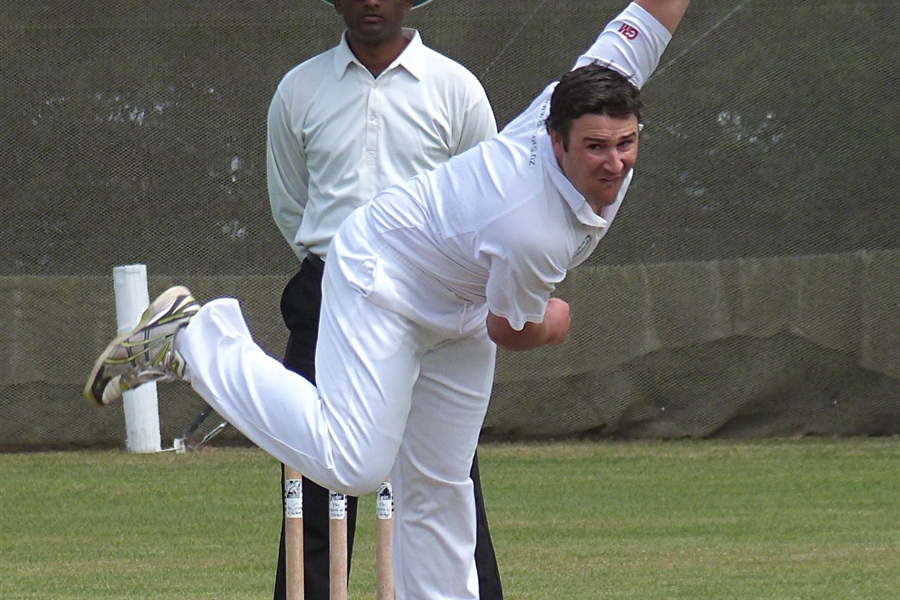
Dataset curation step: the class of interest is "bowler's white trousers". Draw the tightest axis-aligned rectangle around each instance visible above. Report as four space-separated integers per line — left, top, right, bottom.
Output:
177 206 497 600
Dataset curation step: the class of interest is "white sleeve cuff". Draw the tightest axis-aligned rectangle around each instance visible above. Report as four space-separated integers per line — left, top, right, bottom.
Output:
574 2 673 90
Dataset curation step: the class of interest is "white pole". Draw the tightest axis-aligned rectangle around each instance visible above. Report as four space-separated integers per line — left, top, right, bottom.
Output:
113 264 162 453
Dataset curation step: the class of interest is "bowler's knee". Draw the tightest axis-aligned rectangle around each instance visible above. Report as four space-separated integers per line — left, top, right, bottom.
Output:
331 452 395 496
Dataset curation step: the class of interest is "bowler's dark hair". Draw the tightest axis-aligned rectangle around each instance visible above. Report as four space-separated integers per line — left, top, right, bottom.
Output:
546 63 642 150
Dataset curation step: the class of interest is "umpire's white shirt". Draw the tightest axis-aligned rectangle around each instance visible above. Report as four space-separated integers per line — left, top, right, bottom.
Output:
267 29 496 261
363 3 672 331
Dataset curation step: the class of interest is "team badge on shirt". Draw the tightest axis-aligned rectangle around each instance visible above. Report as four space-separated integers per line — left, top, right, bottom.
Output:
574 234 592 258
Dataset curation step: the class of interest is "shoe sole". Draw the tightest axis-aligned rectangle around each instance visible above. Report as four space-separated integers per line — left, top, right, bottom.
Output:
83 285 196 407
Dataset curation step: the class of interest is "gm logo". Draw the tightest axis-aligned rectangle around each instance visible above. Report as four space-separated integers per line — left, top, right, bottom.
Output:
618 23 639 40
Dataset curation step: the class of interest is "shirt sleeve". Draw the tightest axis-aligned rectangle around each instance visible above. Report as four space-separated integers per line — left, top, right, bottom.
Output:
486 261 561 331
266 88 309 262
573 2 673 90
482 211 566 331
450 75 498 155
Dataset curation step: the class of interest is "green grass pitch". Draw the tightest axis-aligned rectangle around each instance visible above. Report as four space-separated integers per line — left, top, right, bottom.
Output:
1 438 897 599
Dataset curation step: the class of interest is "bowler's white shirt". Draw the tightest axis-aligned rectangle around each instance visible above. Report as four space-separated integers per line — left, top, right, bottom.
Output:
267 29 496 261
367 3 671 330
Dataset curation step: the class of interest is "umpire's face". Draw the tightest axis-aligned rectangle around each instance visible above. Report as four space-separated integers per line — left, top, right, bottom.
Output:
550 113 639 214
334 0 413 45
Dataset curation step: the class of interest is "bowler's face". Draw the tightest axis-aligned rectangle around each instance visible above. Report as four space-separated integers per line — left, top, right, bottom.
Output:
550 113 639 214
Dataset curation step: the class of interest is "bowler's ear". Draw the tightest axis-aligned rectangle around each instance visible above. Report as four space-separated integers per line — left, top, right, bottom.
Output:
548 127 565 161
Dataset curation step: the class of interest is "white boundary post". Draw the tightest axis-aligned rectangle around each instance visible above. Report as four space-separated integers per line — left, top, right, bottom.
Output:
113 264 162 453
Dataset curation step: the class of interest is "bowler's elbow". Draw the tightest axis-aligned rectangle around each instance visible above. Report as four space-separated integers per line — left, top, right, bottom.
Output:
486 311 543 352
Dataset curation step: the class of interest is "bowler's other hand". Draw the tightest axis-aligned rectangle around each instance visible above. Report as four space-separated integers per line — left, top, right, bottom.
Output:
542 297 571 347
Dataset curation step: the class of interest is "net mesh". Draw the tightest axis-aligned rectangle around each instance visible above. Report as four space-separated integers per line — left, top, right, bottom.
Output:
1 0 897 449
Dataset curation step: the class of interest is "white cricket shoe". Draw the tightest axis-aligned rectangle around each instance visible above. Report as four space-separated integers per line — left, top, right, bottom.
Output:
84 285 200 406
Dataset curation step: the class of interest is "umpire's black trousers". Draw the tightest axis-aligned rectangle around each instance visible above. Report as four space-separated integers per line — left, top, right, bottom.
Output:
273 255 504 600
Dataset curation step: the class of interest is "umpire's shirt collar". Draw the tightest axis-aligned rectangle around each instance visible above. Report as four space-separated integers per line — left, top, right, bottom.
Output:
333 28 426 81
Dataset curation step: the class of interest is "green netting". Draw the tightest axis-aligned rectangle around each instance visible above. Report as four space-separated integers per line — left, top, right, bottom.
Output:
1 0 897 448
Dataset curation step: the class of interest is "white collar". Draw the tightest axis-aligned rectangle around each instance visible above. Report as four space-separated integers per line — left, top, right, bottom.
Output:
333 28 426 80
